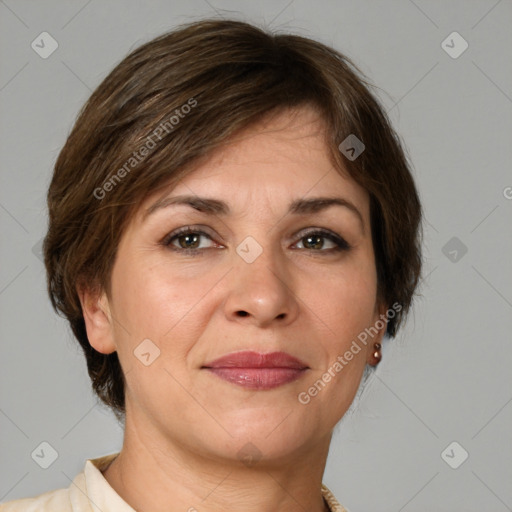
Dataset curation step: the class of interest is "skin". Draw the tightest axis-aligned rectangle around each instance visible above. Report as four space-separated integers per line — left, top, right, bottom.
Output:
79 104 388 512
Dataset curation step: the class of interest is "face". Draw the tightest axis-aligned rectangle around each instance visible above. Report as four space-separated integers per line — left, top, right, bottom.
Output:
82 105 387 465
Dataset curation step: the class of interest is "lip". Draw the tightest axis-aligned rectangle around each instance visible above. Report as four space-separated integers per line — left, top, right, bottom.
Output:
202 351 309 390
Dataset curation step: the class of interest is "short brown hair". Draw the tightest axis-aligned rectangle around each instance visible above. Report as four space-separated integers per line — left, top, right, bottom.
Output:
44 19 423 421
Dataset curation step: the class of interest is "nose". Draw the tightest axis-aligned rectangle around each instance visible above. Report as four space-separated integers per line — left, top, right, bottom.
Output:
222 242 300 328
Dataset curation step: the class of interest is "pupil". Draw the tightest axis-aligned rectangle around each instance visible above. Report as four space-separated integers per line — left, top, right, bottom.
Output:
305 235 323 249
180 234 199 249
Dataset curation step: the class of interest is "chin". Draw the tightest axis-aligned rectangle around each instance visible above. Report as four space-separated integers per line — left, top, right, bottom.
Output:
214 409 319 460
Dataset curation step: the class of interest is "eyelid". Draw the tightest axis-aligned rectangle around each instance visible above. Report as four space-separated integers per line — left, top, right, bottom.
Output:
292 226 341 240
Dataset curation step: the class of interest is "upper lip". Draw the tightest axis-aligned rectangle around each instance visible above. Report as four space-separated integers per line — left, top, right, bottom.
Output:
202 351 309 369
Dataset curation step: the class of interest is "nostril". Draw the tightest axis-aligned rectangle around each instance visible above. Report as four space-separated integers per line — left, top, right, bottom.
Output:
237 311 249 317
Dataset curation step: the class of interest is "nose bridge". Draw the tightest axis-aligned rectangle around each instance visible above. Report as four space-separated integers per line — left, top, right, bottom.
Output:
224 232 298 326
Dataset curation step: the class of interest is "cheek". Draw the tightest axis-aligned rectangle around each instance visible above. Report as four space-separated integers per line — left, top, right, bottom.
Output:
110 255 219 349
109 260 216 401
302 253 377 407
309 253 378 339
295 273 376 428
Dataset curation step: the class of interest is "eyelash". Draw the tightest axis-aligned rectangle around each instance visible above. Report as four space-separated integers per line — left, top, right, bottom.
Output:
161 225 351 256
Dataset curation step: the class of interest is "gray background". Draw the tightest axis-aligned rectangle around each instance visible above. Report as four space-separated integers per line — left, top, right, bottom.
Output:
1 1 511 511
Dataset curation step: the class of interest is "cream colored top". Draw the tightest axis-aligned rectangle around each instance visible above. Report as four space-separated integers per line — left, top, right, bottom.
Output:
0 453 348 511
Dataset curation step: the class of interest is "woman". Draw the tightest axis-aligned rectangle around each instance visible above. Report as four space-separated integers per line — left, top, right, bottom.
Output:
1 18 422 512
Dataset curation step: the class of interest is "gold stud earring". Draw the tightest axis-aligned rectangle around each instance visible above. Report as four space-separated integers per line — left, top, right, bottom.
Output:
371 342 382 365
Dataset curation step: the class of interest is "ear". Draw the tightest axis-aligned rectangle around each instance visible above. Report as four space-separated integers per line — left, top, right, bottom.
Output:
77 282 117 355
365 300 388 365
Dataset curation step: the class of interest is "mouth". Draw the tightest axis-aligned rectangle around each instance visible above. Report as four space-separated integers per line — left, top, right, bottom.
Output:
202 351 309 390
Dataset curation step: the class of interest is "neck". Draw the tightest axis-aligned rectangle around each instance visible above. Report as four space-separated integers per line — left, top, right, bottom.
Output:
102 413 333 512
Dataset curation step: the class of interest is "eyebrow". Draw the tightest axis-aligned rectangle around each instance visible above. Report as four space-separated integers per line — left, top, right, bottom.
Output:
144 194 365 233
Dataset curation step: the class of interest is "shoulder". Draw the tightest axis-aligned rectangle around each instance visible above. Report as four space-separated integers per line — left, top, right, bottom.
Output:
0 452 119 512
0 487 72 511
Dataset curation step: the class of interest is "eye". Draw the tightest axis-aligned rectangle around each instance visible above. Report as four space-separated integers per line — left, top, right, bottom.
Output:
161 226 351 256
162 226 219 254
293 228 351 252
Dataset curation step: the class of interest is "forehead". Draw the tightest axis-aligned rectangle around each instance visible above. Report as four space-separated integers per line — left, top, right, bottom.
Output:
138 105 369 221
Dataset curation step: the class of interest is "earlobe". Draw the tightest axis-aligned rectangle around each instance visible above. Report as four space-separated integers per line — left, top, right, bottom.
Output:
77 284 117 355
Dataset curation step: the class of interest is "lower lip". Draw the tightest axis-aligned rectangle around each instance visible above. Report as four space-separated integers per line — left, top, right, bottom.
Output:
205 368 307 389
